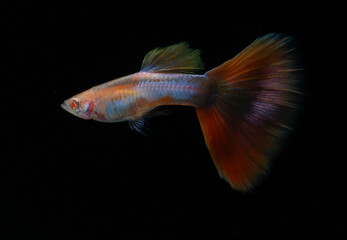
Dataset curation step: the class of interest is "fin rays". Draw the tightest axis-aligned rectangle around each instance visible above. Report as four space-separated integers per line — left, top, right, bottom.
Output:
196 33 301 191
140 42 204 73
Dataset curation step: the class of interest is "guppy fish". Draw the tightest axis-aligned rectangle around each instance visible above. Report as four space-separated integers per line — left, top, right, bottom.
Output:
61 33 301 192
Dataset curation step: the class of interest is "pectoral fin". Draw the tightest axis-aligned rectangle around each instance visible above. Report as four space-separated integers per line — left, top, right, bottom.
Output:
129 119 148 136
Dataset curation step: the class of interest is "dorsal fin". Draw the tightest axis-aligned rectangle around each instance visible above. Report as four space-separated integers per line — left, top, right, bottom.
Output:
140 42 204 73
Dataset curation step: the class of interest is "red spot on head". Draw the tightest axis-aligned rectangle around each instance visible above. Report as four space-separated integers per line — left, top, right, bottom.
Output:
70 101 76 109
70 102 76 108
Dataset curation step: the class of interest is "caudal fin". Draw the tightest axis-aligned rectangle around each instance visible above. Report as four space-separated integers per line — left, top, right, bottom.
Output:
196 34 301 192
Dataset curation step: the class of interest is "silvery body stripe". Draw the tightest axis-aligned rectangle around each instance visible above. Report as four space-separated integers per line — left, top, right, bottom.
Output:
134 72 208 106
98 72 209 122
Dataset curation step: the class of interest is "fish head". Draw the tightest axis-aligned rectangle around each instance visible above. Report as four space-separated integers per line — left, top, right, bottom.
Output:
61 93 94 120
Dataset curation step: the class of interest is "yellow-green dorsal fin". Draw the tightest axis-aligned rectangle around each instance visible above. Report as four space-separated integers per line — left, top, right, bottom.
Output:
140 42 204 73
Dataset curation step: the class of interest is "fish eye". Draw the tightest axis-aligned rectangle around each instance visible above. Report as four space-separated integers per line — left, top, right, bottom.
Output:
70 99 79 109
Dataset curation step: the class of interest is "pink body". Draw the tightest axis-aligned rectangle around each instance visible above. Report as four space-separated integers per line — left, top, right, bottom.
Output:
61 72 209 122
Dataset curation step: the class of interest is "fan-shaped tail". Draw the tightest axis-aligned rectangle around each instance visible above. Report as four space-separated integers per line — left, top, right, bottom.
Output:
196 34 301 191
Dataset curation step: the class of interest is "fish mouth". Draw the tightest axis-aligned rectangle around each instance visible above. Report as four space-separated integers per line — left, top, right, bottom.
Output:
61 100 90 120
61 101 77 116
61 101 72 113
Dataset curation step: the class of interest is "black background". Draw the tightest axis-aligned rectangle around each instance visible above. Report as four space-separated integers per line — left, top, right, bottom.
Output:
3 1 346 239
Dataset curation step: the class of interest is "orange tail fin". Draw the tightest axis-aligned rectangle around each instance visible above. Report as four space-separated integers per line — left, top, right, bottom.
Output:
196 34 301 192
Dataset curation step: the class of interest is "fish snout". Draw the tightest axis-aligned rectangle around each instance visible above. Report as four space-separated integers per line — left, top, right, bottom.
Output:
60 101 69 111
61 100 79 117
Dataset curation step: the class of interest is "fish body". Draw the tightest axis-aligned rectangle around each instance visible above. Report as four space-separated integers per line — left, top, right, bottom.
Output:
62 35 301 192
62 72 209 122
